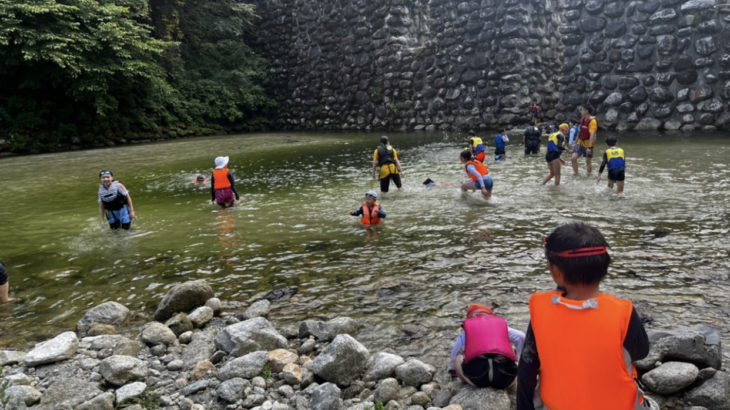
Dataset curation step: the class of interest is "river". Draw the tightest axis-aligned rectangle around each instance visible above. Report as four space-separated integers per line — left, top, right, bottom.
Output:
0 131 728 367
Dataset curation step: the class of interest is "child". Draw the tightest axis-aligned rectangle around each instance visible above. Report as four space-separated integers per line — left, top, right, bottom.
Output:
349 191 386 227
449 304 525 388
494 129 509 161
516 223 650 410
192 175 208 186
98 170 135 230
0 260 17 303
541 123 568 186
466 131 486 163
568 119 579 151
372 136 405 194
460 150 492 199
596 136 626 196
211 156 240 207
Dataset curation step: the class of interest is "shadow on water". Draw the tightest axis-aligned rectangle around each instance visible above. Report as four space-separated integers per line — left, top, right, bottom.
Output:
0 131 728 368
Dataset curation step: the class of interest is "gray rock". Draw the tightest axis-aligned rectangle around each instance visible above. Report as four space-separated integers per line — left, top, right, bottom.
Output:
364 351 405 381
449 385 511 409
5 385 42 406
311 382 342 410
140 321 178 346
374 378 400 403
243 299 271 319
154 279 214 321
188 306 214 328
215 317 287 356
36 377 103 410
165 313 194 336
604 93 623 106
23 331 79 366
684 370 730 410
431 388 452 407
634 117 662 131
635 326 722 371
99 355 148 386
217 377 247 403
681 0 716 12
242 393 266 407
0 350 26 366
205 297 223 315
180 379 211 396
182 330 217 369
312 334 370 386
299 317 361 341
6 373 32 385
394 359 435 387
116 381 148 405
217 350 268 380
76 392 115 410
77 301 130 336
641 361 699 394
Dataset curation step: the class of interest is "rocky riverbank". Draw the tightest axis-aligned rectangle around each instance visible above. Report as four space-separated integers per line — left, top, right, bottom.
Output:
1 279 728 409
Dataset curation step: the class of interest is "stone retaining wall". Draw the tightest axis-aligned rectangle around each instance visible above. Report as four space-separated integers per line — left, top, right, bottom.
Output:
252 0 730 132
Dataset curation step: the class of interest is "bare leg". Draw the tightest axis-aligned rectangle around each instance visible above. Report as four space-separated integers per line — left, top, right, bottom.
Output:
542 162 555 185
554 160 562 185
608 179 615 191
0 282 16 303
571 153 579 174
586 157 592 175
617 181 624 195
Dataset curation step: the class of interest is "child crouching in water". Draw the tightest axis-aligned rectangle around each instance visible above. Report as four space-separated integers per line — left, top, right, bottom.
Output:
349 191 386 227
211 156 240 208
516 223 650 410
449 304 525 389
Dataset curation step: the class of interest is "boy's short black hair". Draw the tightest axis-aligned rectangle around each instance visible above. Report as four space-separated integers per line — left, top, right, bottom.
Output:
460 150 473 161
545 223 611 285
605 136 618 147
380 136 389 144
467 130 476 136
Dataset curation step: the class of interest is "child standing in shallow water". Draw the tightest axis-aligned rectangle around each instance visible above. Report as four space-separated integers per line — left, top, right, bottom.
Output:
349 191 386 227
98 170 135 230
596 136 626 196
211 156 240 208
516 223 650 410
0 260 17 303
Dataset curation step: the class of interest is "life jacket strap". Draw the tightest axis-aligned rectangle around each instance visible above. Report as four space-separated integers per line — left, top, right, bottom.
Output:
550 296 598 310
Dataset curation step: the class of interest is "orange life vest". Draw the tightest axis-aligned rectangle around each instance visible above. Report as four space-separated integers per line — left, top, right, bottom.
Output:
529 290 644 410
361 203 381 226
213 168 231 190
465 160 489 182
579 115 597 140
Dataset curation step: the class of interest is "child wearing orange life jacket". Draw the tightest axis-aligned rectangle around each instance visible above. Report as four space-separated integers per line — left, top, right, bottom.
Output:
460 150 493 199
516 223 650 410
210 156 240 208
448 304 525 389
349 191 386 227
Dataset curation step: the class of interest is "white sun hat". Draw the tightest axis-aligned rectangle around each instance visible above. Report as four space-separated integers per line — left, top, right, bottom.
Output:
214 156 229 169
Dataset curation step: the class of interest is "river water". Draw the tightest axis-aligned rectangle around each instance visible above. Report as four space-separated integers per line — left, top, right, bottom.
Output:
0 132 728 367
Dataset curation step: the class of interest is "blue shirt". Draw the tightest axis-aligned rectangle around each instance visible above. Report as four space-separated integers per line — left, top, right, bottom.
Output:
495 134 507 150
569 126 579 146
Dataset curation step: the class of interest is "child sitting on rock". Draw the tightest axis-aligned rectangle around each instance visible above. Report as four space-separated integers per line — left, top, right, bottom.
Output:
448 304 525 389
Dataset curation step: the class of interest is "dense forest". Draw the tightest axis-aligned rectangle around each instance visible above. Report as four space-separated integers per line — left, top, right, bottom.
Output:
0 0 274 152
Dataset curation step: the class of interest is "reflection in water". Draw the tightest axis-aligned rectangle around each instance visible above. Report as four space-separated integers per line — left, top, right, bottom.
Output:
0 132 728 370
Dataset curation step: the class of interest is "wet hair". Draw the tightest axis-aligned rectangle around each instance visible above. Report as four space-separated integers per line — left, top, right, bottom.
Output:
569 119 576 125
581 104 594 114
196 175 205 182
499 128 505 133
467 130 476 137
380 136 389 144
460 150 473 161
605 136 618 147
545 223 611 285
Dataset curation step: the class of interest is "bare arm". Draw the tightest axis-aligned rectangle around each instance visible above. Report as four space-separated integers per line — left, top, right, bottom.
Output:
99 202 106 228
395 159 404 176
118 183 135 219
372 161 378 179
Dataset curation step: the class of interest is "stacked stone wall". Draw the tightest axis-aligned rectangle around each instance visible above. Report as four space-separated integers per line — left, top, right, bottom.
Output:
252 0 730 131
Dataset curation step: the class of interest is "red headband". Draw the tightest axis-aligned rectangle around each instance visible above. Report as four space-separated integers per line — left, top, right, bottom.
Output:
550 246 607 258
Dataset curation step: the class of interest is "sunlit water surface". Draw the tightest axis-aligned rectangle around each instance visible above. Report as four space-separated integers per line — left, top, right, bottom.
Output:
0 132 728 368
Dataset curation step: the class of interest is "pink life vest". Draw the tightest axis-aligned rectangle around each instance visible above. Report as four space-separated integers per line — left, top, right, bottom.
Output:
462 315 517 363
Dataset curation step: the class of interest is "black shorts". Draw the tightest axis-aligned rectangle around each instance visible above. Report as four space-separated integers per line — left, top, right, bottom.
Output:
380 173 402 192
462 355 517 389
608 168 625 181
525 140 539 155
545 151 561 162
495 148 506 156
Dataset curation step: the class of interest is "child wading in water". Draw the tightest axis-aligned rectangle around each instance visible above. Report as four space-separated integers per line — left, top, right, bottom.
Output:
98 170 135 230
596 136 626 196
542 123 569 186
211 156 240 208
460 150 493 199
349 191 386 227
516 223 651 410
0 261 17 303
448 304 525 388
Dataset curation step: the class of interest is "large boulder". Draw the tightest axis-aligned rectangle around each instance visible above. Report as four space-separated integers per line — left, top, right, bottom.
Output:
77 301 130 336
215 317 287 356
310 382 342 410
299 317 361 341
154 280 214 321
394 358 435 387
684 370 730 410
635 326 722 371
450 385 512 409
23 331 79 367
139 322 177 346
641 361 699 394
364 351 405 381
99 355 148 386
312 334 370 386
217 351 268 380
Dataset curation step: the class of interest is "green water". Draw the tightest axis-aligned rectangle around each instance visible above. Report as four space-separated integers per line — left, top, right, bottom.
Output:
0 132 728 366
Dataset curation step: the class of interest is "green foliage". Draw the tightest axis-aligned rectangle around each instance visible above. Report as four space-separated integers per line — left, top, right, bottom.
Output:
365 402 386 410
0 0 275 152
259 363 271 379
118 386 161 409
